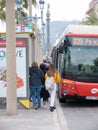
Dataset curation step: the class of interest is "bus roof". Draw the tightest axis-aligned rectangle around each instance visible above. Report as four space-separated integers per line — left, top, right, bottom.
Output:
65 25 98 34
53 25 98 48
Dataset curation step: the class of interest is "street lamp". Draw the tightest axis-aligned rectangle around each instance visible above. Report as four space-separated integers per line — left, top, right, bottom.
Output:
16 0 22 24
39 0 45 54
46 4 50 56
39 0 45 11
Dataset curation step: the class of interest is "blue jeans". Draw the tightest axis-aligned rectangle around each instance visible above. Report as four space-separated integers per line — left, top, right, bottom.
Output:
30 86 41 108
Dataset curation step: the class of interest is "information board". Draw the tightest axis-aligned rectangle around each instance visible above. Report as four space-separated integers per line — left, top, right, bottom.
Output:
0 39 28 98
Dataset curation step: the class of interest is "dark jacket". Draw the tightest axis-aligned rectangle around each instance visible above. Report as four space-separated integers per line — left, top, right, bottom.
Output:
40 63 49 84
40 63 48 75
29 67 44 86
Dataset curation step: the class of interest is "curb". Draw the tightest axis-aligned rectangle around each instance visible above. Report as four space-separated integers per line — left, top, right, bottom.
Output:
56 97 69 130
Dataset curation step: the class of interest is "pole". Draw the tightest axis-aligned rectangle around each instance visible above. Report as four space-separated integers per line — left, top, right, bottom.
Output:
17 7 20 24
16 0 21 24
6 0 17 115
39 0 45 54
40 8 43 50
28 0 32 24
46 4 50 56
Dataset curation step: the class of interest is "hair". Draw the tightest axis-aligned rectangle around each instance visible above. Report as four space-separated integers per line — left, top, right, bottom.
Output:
47 63 56 76
31 61 38 68
43 59 47 63
40 63 45 69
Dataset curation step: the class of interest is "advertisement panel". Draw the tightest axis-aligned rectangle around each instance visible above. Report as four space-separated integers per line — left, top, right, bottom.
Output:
0 38 28 98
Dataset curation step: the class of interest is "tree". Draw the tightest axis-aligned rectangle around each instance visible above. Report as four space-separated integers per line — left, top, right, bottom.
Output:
22 0 37 9
81 13 98 25
0 0 38 23
6 0 17 115
0 0 6 22
5 0 38 116
16 0 38 24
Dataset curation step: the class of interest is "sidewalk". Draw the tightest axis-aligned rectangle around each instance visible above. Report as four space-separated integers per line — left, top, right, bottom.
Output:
0 97 69 130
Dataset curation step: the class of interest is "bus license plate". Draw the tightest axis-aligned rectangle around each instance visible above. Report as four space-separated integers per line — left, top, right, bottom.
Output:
86 96 98 100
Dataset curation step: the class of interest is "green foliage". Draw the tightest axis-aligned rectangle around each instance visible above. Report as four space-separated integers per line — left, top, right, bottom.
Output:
0 0 6 22
0 0 38 23
22 0 38 9
81 13 98 25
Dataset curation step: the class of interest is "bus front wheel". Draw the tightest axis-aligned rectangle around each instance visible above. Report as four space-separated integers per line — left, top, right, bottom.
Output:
59 96 66 103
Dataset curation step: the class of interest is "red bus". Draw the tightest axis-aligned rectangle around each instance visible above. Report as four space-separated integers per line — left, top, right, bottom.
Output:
51 25 98 103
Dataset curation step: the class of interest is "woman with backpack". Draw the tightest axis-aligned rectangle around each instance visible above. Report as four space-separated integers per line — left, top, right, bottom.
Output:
45 63 60 112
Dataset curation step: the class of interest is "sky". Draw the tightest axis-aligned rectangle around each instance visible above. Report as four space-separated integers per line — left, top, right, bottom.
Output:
0 0 91 31
33 0 91 22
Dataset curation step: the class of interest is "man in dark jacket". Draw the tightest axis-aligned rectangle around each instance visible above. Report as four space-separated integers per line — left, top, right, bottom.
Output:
29 61 44 109
40 63 50 108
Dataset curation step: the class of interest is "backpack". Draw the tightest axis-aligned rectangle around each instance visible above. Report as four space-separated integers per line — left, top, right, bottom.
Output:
45 76 56 90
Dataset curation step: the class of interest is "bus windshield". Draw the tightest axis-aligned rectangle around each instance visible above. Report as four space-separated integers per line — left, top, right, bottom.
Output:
62 46 98 77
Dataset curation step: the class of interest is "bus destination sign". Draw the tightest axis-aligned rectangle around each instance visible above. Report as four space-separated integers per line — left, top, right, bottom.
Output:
72 37 98 46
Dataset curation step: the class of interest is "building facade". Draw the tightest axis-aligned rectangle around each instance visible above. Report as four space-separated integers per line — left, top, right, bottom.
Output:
86 0 98 17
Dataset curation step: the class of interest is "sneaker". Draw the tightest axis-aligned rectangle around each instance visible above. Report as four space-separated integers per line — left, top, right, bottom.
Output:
38 106 41 109
43 105 46 109
34 104 38 110
49 107 54 112
53 106 56 109
29 98 32 102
